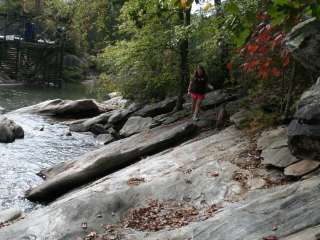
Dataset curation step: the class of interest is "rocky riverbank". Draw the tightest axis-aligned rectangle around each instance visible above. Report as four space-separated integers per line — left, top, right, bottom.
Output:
1 18 320 240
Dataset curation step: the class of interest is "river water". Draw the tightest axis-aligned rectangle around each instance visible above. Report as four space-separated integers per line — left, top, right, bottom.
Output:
0 84 99 212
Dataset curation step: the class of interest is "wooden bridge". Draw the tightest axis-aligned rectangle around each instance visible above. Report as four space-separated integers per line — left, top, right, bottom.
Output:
0 37 64 88
0 9 64 88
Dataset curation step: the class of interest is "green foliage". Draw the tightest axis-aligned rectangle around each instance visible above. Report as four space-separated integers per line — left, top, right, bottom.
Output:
97 0 181 100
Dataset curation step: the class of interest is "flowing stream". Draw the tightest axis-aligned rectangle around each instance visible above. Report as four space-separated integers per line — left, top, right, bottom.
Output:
0 84 99 212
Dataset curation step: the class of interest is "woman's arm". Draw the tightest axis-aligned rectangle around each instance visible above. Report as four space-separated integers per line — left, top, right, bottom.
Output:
188 79 192 94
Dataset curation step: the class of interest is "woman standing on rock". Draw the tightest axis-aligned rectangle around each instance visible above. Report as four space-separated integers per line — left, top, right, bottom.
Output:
188 65 211 121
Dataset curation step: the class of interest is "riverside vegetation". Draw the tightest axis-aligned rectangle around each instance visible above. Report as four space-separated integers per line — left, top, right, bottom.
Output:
1 0 320 240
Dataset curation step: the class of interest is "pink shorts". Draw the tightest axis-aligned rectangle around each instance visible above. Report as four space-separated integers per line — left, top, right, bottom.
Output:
191 93 205 101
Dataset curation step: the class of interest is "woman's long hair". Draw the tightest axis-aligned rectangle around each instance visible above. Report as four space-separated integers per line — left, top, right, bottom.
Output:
194 65 207 79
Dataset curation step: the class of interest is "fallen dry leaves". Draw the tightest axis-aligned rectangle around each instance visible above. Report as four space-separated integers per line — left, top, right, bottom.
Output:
122 200 222 232
123 200 198 231
262 236 278 240
82 200 223 239
127 177 145 186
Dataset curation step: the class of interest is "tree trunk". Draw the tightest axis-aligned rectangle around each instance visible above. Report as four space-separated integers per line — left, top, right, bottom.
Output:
35 0 42 14
214 0 222 14
175 8 191 111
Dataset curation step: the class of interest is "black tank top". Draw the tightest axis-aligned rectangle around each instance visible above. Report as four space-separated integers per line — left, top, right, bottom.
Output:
191 75 208 95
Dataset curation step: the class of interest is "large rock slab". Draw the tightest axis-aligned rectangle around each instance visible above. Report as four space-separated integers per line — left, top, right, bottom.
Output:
134 97 177 117
26 122 197 203
142 177 320 240
14 99 103 118
0 127 250 240
0 116 24 143
288 80 320 160
286 18 320 74
120 116 155 137
0 208 21 224
259 127 299 168
284 160 320 177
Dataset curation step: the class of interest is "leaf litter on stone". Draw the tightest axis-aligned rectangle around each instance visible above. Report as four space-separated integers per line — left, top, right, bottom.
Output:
127 177 146 186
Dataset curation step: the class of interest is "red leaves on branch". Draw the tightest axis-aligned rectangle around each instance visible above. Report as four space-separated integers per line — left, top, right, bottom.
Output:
271 67 281 77
247 44 259 54
282 51 290 67
256 12 268 21
228 14 291 81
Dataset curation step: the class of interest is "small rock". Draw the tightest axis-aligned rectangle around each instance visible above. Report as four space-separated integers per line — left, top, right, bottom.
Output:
39 127 44 131
261 138 299 168
248 177 266 190
257 127 287 151
0 117 24 143
230 109 250 128
66 131 72 136
284 160 320 177
96 134 114 145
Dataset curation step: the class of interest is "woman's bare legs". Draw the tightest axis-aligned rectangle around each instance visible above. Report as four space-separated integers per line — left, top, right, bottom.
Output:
193 98 202 120
191 97 197 114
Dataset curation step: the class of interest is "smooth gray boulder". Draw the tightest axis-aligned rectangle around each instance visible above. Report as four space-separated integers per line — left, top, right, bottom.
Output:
3 127 320 240
120 116 155 137
153 109 190 125
0 208 21 224
286 18 320 73
230 109 250 128
201 90 238 110
143 177 320 240
14 99 103 118
96 134 115 145
102 95 130 110
257 127 287 150
288 80 320 160
0 117 24 143
183 90 238 112
69 112 113 132
285 18 320 160
0 127 250 240
284 160 320 177
26 122 197 203
259 127 299 168
134 97 177 117
63 54 88 69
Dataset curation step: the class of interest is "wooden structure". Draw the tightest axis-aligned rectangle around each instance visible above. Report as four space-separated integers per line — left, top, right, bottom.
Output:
0 38 64 87
0 4 64 88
